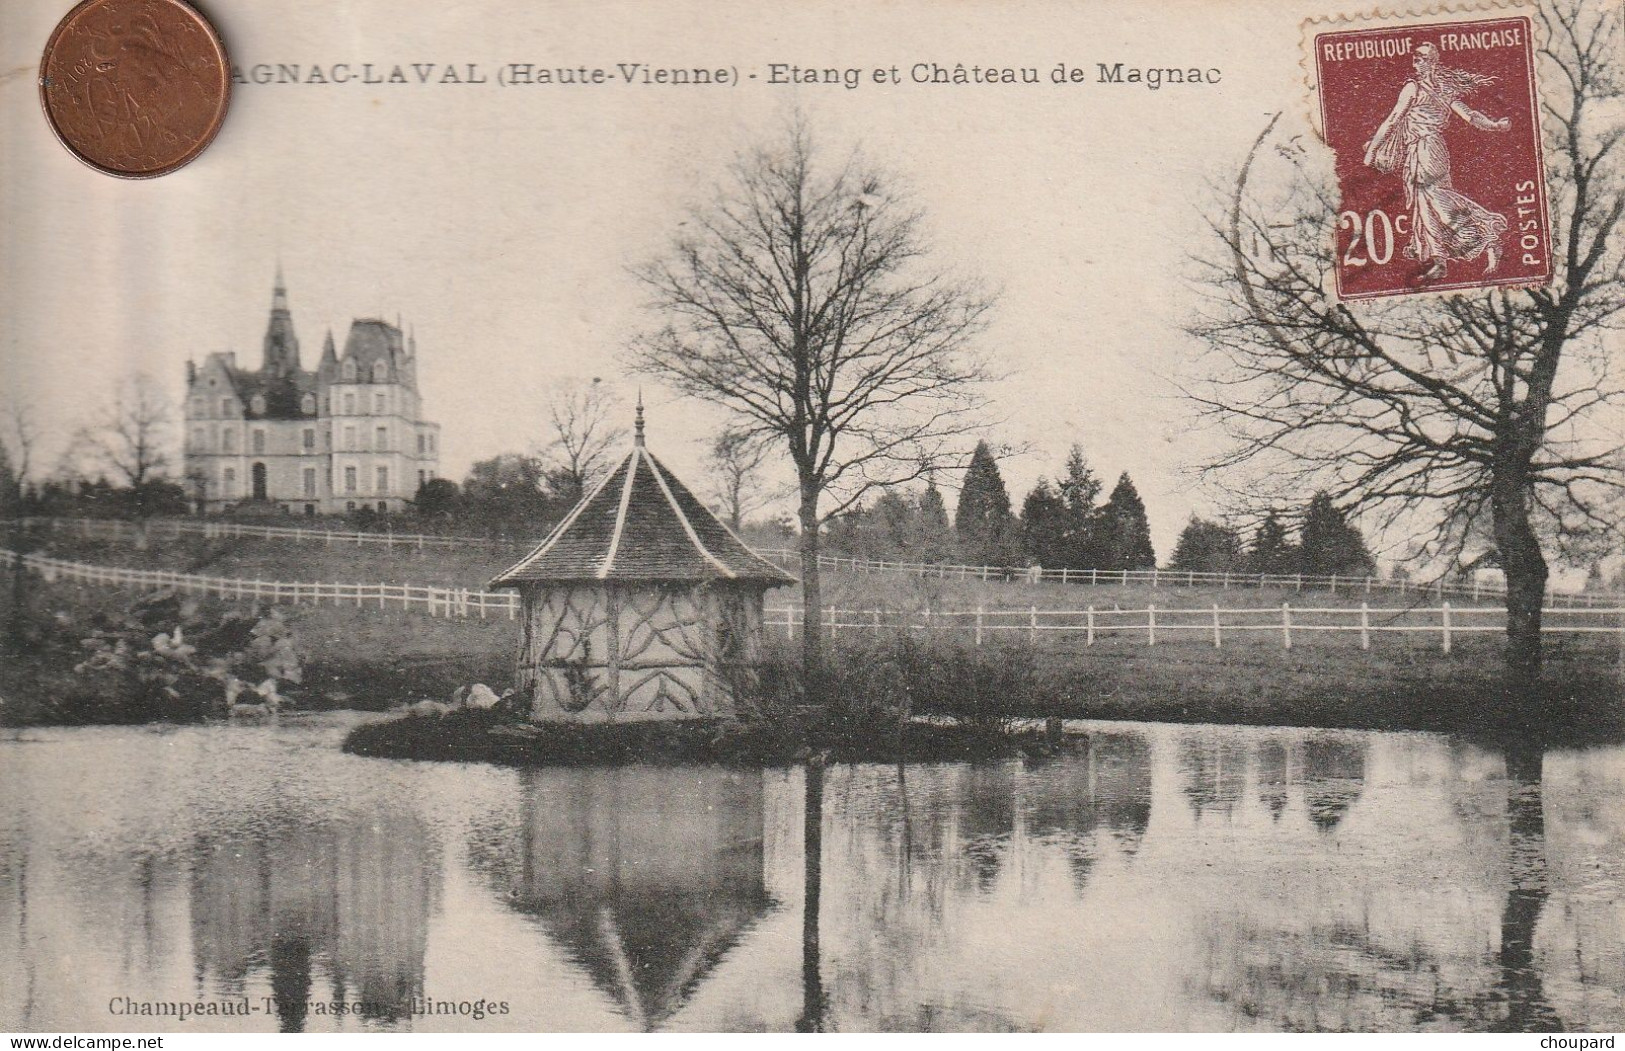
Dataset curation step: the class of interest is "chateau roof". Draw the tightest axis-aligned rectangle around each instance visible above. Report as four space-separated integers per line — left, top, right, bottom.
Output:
490 420 794 588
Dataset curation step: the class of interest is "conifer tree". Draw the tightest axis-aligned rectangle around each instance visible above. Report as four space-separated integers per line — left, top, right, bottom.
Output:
1058 443 1105 568
1169 516 1242 573
1298 492 1376 578
1246 511 1297 575
1100 472 1156 570
955 440 1015 565
917 482 952 561
1021 478 1067 566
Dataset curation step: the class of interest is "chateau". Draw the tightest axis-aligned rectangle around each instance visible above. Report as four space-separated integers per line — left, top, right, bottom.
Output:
183 270 441 515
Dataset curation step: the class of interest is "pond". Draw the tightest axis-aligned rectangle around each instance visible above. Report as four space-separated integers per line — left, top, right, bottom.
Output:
0 715 1620 1032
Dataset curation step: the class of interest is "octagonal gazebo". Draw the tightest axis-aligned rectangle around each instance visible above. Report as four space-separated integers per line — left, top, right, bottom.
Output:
489 408 794 722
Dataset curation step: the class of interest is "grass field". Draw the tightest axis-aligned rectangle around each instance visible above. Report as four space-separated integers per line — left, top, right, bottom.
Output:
6 528 1621 736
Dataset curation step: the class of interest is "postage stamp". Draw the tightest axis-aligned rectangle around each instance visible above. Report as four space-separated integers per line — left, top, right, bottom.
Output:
1309 10 1552 301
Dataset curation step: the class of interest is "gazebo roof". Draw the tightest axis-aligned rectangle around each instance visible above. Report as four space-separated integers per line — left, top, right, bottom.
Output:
490 410 795 588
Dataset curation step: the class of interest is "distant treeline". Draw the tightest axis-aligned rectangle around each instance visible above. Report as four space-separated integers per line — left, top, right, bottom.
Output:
4 441 1376 576
821 440 1376 576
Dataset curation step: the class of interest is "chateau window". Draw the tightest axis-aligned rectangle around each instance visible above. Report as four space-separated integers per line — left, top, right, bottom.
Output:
417 433 426 455
343 425 355 451
418 469 426 487
252 430 266 454
220 398 233 416
346 501 356 512
429 433 436 453
192 428 205 451
302 428 315 451
372 361 387 383
344 467 357 493
374 392 386 413
377 501 387 513
301 394 316 414
191 398 203 417
223 430 237 453
223 467 237 498
343 393 356 414
376 467 389 493
303 468 316 497
250 394 266 415
375 425 387 450
342 360 356 381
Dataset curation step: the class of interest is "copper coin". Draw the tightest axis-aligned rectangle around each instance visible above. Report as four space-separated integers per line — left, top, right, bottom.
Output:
38 0 230 178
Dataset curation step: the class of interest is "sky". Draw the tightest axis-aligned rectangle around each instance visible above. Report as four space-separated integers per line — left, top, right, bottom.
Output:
3 0 1383 558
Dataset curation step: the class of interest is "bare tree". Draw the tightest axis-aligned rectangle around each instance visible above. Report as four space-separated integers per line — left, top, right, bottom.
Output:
0 398 40 511
705 430 779 531
1187 0 1623 694
632 121 995 671
537 377 627 503
70 372 176 490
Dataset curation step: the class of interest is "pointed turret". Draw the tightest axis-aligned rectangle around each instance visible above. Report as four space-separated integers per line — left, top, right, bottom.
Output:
262 267 301 377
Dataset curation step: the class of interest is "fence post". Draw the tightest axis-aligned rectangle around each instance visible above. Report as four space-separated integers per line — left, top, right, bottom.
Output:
1472 576 1481 601
1152 567 1160 589
1330 574 1337 595
828 605 837 639
975 604 985 646
1366 576 1372 596
1295 574 1303 592
1282 603 1292 650
1441 601 1452 654
1030 605 1038 644
1360 603 1370 651
1091 569 1098 586
1212 604 1222 648
1085 605 1095 646
873 608 882 639
1147 604 1156 646
1223 571 1230 589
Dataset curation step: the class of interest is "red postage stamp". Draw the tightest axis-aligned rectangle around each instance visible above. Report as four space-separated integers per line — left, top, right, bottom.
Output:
1311 13 1552 301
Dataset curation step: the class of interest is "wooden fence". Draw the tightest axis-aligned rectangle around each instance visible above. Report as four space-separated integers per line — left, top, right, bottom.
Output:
7 547 1624 652
763 602 1625 652
8 516 512 551
748 552 1619 608
13 516 1615 608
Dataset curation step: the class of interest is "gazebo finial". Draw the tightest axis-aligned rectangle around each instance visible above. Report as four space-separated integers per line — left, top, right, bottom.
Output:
635 389 646 447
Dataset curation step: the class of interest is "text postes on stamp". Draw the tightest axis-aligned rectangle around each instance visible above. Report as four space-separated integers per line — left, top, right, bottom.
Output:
1312 13 1551 301
38 0 231 179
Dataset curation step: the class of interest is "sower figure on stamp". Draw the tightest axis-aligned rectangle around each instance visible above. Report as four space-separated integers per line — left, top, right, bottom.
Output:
1362 42 1511 281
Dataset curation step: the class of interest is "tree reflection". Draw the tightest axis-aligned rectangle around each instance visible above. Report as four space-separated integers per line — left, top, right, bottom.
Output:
1024 733 1153 888
1302 739 1368 834
188 810 437 1031
1180 739 1248 821
1496 741 1558 1031
1257 740 1290 821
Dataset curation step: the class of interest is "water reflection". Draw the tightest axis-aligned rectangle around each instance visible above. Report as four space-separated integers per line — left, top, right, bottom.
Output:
469 767 772 1031
0 717 1621 1032
1302 739 1369 833
188 809 437 1029
1498 743 1558 1032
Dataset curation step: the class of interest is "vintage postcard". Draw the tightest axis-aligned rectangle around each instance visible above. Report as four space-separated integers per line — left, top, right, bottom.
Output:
1 0 1621 1038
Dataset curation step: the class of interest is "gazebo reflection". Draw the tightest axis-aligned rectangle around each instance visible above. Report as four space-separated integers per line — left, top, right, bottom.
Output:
478 767 773 1031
